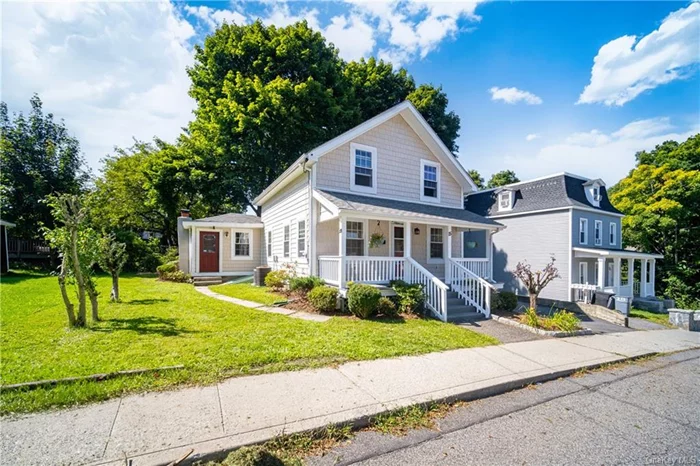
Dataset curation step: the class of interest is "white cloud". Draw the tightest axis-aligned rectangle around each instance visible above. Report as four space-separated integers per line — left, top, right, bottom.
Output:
525 134 540 142
489 87 543 105
578 2 700 106
260 3 321 31
504 118 699 184
323 15 376 61
184 5 247 29
2 1 196 169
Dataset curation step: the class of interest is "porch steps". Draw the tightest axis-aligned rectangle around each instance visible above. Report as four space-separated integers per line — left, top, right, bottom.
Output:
445 290 483 323
193 276 223 287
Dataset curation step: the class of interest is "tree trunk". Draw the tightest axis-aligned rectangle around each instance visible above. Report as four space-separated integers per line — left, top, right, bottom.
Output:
110 272 119 302
70 228 87 326
86 280 99 322
529 293 538 310
58 257 76 327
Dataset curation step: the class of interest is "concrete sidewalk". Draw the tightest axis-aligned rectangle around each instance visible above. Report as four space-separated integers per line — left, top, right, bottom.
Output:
2 330 699 466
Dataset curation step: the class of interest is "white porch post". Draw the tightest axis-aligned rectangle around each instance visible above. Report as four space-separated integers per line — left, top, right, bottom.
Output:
627 258 634 286
488 231 494 280
613 257 621 294
339 217 346 289
650 259 656 296
446 226 452 284
597 257 605 290
641 258 648 297
405 221 412 258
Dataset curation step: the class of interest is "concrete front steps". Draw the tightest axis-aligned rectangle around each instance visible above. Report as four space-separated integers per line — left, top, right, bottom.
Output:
445 290 484 323
193 276 223 287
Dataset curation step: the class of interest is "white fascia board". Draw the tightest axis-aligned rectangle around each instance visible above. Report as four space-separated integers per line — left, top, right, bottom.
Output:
252 159 310 206
182 221 263 229
338 209 501 231
486 206 624 220
312 190 340 216
573 247 663 259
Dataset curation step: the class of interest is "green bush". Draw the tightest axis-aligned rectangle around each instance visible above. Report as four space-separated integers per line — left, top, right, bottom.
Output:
347 283 381 319
288 276 325 295
155 260 190 283
664 275 700 310
307 286 338 312
390 280 425 314
156 260 178 277
158 246 179 264
264 269 289 291
377 297 398 317
494 291 518 311
519 307 540 328
218 445 284 466
547 310 581 332
114 231 161 272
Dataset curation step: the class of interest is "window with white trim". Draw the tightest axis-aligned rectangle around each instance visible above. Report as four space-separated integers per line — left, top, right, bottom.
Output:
420 160 440 201
498 191 513 211
346 221 364 256
297 220 306 257
350 144 377 193
594 220 603 246
283 225 290 257
267 230 272 257
232 231 251 258
579 218 588 244
429 227 444 260
609 222 617 246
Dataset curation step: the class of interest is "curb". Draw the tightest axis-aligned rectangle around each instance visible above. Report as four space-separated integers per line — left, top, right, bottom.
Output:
491 314 594 337
143 351 656 466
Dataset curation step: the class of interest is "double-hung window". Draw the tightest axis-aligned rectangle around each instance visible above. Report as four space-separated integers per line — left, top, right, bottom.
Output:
297 220 306 258
346 221 364 256
420 160 440 201
594 220 603 246
609 223 617 246
232 230 251 258
498 190 513 211
350 143 377 193
579 218 588 244
429 227 444 261
267 230 272 257
283 225 290 257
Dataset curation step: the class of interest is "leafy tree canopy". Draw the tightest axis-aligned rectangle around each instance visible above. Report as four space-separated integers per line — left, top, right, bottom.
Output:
0 95 90 238
487 170 519 188
467 169 484 190
634 135 700 171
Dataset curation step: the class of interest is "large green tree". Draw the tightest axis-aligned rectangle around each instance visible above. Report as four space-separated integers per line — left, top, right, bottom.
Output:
487 170 519 188
0 95 90 238
467 169 485 190
610 135 700 308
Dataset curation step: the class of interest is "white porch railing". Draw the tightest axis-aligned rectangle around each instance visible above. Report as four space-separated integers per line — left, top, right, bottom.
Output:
451 258 490 279
345 256 405 284
447 259 492 317
571 283 597 303
318 256 341 285
405 257 448 322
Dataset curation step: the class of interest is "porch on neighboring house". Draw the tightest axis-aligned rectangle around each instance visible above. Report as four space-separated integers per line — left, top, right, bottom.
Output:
570 247 663 303
311 190 502 322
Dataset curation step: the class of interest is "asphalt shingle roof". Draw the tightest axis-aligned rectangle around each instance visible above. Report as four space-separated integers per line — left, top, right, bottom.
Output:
196 213 263 224
464 174 622 217
317 190 502 227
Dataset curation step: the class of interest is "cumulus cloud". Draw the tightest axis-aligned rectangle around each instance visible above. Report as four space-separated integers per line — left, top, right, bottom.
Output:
489 87 543 105
525 134 540 142
2 1 196 169
184 5 247 29
323 15 376 61
504 118 699 184
578 2 700 106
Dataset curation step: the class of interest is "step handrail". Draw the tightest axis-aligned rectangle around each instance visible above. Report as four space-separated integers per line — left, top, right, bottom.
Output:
447 258 492 317
405 257 449 322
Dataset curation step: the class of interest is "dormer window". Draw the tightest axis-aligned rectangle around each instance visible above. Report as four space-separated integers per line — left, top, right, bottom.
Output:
498 190 513 211
420 159 440 202
350 143 377 194
583 179 605 207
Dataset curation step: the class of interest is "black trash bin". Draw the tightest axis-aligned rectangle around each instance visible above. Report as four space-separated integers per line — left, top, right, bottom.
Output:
593 291 615 309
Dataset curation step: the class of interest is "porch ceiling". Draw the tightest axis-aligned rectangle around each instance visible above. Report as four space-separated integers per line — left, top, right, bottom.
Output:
315 189 502 230
573 247 663 260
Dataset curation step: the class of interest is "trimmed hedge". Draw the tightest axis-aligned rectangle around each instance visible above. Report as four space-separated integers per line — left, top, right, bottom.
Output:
288 276 325 295
308 286 338 312
347 283 381 319
377 297 398 317
264 269 288 290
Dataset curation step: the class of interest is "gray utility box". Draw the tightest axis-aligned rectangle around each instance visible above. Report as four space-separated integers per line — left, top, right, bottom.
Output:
614 296 630 315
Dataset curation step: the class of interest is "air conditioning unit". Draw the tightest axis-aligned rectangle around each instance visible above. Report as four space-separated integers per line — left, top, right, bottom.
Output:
593 193 602 201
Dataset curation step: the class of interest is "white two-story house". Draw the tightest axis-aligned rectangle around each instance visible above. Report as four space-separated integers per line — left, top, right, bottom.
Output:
177 101 503 322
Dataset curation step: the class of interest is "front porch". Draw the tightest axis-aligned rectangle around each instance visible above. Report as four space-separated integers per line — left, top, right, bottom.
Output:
570 247 663 303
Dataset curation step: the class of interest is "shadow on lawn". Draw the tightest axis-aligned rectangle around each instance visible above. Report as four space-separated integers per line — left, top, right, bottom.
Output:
94 316 195 337
122 298 170 305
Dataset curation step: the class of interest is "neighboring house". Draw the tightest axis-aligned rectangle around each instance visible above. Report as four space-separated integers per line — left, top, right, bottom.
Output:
178 101 503 322
464 173 663 305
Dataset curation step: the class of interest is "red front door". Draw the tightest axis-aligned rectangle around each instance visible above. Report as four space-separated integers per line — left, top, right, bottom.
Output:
199 231 219 273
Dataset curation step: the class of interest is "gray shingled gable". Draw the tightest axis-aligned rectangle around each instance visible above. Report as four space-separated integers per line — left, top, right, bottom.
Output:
464 174 622 217
317 190 502 227
196 213 263 224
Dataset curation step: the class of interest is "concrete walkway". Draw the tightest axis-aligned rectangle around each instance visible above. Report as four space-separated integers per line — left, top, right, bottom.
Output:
2 330 698 466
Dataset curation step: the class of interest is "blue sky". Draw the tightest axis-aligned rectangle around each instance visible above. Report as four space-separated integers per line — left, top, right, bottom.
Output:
3 1 698 185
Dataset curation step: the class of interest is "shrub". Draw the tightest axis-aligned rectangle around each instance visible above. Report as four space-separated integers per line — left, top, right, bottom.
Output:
156 260 178 277
494 291 518 311
162 270 191 283
264 269 289 290
547 310 581 332
390 280 425 314
218 445 283 466
377 297 398 317
519 307 540 328
158 246 179 264
347 283 381 319
308 286 338 312
288 276 325 295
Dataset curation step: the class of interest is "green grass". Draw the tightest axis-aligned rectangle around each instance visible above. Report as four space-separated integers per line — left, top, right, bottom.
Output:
0 271 498 414
210 281 287 305
629 308 673 328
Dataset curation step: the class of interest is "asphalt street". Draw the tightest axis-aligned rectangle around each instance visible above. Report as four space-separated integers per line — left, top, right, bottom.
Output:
309 349 700 466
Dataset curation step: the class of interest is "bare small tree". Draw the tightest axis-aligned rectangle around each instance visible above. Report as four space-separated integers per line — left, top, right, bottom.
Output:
98 234 128 302
514 257 561 310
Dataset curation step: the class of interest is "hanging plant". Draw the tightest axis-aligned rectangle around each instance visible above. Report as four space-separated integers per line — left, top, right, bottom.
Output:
369 232 386 248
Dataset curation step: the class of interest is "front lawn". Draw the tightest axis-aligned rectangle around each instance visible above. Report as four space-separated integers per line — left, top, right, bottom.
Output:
210 281 286 305
0 272 498 414
629 308 673 328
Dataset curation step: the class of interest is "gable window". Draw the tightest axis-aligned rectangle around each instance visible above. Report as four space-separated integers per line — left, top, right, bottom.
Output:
579 218 588 244
232 230 251 258
594 220 603 246
609 223 617 246
420 160 440 202
350 143 377 194
429 227 444 261
297 220 306 257
498 190 513 211
283 225 290 257
346 221 365 256
267 230 272 257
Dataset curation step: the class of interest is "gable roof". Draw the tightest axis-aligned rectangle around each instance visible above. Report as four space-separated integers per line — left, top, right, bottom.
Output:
197 213 263 224
253 101 477 205
464 173 623 218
